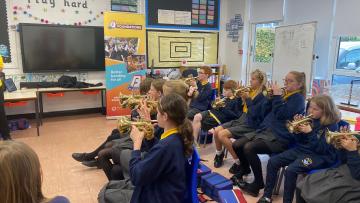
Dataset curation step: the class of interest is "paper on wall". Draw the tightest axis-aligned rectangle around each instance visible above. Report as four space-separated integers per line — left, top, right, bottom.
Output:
174 11 191 25
158 9 175 24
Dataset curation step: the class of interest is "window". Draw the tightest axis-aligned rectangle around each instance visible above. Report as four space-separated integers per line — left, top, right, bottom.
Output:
254 22 278 63
111 0 138 13
336 36 360 72
331 75 360 106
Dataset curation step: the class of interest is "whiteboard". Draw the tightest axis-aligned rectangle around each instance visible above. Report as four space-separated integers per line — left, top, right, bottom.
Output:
272 22 316 92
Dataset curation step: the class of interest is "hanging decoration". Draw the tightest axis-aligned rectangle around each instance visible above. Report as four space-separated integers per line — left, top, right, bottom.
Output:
11 4 104 26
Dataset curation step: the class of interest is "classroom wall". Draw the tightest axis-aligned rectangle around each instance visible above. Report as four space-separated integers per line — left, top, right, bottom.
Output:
282 0 335 79
218 0 246 82
4 0 110 115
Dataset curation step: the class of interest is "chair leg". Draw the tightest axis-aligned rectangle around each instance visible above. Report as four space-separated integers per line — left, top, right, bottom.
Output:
224 149 228 158
203 131 208 148
273 167 285 195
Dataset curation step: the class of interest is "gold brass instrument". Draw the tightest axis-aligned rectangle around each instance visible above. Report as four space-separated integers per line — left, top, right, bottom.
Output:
182 76 199 98
117 116 154 140
183 76 199 85
234 86 251 96
119 93 146 106
286 114 313 134
124 98 158 113
266 87 286 98
325 130 360 153
211 97 227 108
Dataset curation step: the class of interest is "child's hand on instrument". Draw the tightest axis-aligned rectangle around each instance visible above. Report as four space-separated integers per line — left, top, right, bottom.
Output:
272 81 282 96
298 124 312 134
137 100 151 121
130 125 144 150
340 137 358 152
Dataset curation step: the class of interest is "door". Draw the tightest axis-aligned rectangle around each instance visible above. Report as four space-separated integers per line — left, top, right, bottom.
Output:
247 22 278 83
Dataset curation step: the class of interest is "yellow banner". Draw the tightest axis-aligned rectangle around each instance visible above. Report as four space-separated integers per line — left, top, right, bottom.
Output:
147 31 218 67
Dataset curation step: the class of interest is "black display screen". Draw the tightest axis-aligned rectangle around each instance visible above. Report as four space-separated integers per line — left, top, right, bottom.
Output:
19 24 105 73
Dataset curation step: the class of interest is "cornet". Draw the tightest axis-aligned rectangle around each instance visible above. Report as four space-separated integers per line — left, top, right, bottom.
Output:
119 93 146 105
325 129 360 154
286 114 313 134
123 97 158 114
266 87 286 98
182 76 199 85
211 97 227 108
234 86 251 96
182 76 199 98
117 116 154 140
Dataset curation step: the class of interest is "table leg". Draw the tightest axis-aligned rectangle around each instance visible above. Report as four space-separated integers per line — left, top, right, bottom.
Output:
34 98 40 136
39 92 43 125
101 89 106 115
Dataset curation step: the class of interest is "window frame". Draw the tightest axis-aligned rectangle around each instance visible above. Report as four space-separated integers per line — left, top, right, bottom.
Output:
332 37 360 78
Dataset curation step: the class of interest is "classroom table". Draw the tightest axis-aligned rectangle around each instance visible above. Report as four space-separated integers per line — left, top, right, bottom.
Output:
4 89 40 136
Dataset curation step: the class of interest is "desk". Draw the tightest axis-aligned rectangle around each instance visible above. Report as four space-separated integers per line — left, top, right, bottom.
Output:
4 90 40 136
37 86 106 123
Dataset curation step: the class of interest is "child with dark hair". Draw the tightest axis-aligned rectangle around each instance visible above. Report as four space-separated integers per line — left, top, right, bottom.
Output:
192 79 242 143
129 93 194 203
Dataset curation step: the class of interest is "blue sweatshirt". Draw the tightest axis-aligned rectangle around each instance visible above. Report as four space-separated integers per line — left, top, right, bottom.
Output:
141 126 164 152
294 119 339 165
243 92 267 128
259 93 305 146
341 150 360 180
210 97 242 123
189 81 213 111
130 132 187 203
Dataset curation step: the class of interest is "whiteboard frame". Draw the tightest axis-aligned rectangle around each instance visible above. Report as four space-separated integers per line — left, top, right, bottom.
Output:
271 21 317 94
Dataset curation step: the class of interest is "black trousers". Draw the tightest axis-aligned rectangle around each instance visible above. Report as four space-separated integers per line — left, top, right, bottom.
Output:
0 88 10 140
232 137 281 187
86 129 121 159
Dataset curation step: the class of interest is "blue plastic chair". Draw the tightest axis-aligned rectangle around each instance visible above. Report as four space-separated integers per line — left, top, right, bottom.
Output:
184 148 200 203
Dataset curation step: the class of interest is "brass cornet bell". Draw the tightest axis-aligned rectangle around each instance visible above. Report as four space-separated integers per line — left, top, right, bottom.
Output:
117 116 154 140
286 114 313 134
119 93 157 114
182 76 199 85
119 93 146 107
182 76 199 98
325 129 360 154
266 87 286 98
211 97 227 108
234 86 251 96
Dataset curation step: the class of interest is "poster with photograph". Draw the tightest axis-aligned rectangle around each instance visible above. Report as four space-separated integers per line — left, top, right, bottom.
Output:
104 12 146 118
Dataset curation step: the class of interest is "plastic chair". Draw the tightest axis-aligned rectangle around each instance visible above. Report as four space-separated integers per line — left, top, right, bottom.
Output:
184 148 200 203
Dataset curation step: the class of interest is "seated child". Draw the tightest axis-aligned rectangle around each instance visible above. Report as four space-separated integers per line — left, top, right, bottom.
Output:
187 66 213 120
0 141 70 203
192 80 242 144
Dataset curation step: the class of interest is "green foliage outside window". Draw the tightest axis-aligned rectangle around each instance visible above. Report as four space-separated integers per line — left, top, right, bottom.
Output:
255 28 275 63
340 36 360 42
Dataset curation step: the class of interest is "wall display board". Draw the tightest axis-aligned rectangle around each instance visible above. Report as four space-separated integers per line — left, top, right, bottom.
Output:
272 22 317 92
146 0 219 30
147 30 218 68
0 0 11 63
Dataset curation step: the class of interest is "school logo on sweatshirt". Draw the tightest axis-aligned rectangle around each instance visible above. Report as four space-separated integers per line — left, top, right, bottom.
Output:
302 157 313 167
